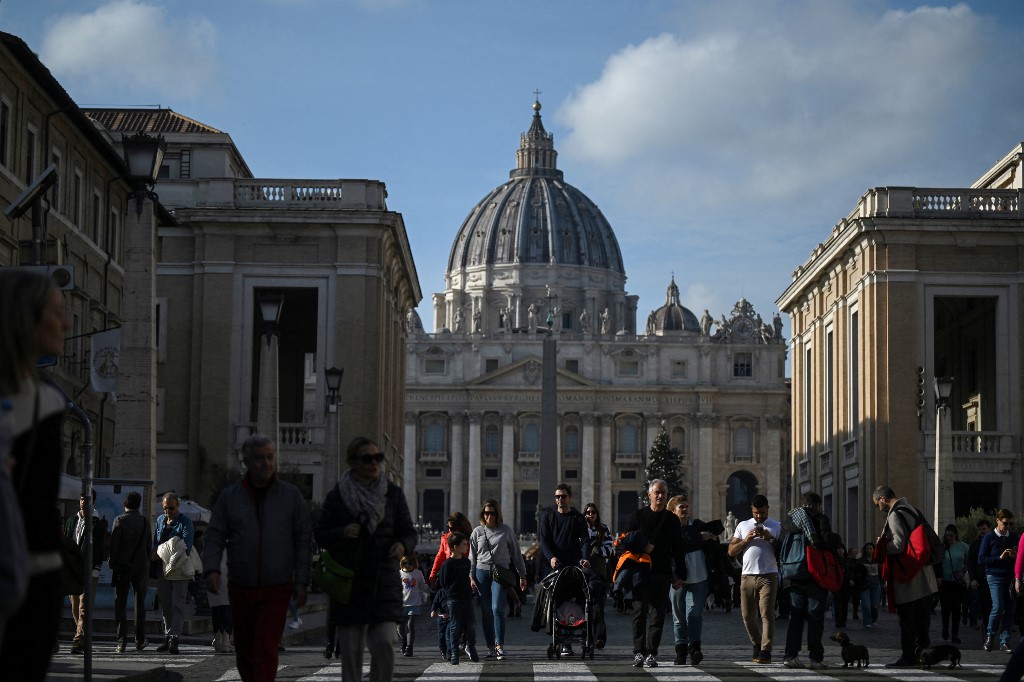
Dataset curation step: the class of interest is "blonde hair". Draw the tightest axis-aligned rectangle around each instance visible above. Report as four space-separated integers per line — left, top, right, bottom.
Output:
667 495 687 513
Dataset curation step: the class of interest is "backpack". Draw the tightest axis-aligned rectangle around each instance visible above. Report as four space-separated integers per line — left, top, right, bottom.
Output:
805 545 843 592
891 504 944 581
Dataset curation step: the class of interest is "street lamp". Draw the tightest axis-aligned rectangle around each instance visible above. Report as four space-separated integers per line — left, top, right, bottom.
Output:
933 375 954 530
324 366 344 493
255 291 284 440
121 132 166 217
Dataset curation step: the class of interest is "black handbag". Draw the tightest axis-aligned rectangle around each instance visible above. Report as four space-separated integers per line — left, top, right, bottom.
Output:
481 531 518 588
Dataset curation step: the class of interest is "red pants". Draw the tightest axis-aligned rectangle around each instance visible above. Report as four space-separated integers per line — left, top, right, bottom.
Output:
228 582 293 682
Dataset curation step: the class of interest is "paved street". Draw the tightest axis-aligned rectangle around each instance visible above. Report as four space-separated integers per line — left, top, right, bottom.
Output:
48 594 1018 681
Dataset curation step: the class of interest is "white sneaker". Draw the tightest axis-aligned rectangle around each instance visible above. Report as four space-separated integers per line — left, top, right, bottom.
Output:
644 654 658 668
808 660 827 669
288 618 302 630
784 656 804 669
632 653 645 667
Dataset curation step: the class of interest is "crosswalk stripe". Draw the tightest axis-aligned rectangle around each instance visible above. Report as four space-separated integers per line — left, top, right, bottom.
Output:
418 661 484 680
295 660 343 681
864 667 968 681
645 664 722 680
735 661 832 681
214 664 286 681
533 661 598 681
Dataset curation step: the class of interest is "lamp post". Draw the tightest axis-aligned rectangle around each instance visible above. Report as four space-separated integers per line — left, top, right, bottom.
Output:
325 366 344 492
122 132 166 216
934 376 954 530
255 291 284 441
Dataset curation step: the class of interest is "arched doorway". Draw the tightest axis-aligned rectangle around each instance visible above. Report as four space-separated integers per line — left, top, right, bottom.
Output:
726 470 759 522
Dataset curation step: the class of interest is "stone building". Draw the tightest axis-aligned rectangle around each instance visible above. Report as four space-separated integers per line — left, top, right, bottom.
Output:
776 143 1024 547
404 101 790 534
83 107 421 502
0 31 137 478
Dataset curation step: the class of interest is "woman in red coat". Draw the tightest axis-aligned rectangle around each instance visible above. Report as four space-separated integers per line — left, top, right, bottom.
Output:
429 512 473 587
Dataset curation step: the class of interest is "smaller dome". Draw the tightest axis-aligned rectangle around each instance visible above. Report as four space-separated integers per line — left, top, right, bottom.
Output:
646 277 699 334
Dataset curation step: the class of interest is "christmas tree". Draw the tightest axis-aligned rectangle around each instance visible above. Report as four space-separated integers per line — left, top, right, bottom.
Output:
641 422 685 505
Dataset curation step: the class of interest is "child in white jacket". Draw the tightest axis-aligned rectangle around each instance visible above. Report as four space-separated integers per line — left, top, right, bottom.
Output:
398 555 431 657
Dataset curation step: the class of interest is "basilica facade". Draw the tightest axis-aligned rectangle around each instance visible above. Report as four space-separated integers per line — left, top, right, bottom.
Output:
404 102 790 534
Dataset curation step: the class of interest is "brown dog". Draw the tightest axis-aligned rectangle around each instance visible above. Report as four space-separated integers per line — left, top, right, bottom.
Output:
830 631 869 668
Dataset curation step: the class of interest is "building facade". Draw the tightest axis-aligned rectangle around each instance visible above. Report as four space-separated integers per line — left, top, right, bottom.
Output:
404 101 790 534
83 108 422 503
0 32 134 480
777 144 1024 548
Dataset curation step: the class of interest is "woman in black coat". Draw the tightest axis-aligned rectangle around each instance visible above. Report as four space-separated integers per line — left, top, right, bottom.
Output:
315 437 416 682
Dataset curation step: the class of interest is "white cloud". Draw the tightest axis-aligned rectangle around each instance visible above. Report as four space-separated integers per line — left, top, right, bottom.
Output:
558 2 992 216
39 0 218 101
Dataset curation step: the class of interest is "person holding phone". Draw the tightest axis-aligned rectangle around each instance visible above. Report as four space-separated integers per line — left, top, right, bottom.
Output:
978 508 1019 653
729 495 782 664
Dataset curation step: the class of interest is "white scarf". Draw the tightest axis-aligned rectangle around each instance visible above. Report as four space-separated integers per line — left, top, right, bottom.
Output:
338 469 387 533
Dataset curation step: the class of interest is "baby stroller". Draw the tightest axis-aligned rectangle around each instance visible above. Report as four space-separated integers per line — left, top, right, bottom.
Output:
541 565 595 660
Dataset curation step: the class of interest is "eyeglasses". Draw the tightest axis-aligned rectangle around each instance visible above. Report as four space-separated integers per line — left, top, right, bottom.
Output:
554 494 568 499
358 452 385 464
483 511 496 516
584 510 597 516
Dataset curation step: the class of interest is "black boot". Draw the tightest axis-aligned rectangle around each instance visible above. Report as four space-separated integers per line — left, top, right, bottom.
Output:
674 643 687 665
156 636 171 653
689 641 703 666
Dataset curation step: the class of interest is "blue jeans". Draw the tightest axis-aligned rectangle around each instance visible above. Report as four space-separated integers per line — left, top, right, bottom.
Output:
447 598 476 662
860 575 881 626
670 579 709 645
435 615 450 655
784 581 827 662
474 568 507 649
987 575 1015 645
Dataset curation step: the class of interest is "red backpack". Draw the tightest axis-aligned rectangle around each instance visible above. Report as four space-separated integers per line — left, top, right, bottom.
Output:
891 505 944 581
805 545 843 592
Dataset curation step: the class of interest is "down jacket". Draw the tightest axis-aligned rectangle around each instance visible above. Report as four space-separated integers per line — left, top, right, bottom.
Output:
202 476 312 589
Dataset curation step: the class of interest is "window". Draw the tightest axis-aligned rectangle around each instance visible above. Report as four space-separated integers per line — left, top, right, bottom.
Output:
91 193 102 245
733 426 752 460
565 469 578 479
564 425 579 458
107 208 119 259
425 468 442 478
155 298 167 363
0 102 9 168
485 358 499 373
825 328 834 452
619 360 640 376
424 358 446 374
73 171 82 227
523 423 540 452
804 345 812 458
562 311 574 331
671 426 686 453
618 422 638 453
620 469 637 480
733 352 752 377
484 468 499 478
565 359 579 374
49 151 60 213
672 360 687 377
25 127 36 184
484 424 500 456
850 310 859 429
424 422 445 452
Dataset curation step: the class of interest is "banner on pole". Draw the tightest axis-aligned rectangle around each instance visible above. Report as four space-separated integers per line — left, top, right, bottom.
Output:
89 328 121 398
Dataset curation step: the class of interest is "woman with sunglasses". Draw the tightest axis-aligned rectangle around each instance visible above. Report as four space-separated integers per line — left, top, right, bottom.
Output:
469 500 527 660
316 437 416 682
978 508 1019 653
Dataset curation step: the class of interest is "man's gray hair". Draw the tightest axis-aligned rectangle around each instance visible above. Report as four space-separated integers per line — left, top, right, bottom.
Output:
242 433 274 459
648 479 668 490
872 485 896 501
162 491 180 504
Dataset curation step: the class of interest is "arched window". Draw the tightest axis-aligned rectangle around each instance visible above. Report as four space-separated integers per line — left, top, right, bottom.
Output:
726 471 759 521
484 424 500 456
618 422 638 454
424 421 445 453
734 426 752 460
564 425 580 458
523 423 540 452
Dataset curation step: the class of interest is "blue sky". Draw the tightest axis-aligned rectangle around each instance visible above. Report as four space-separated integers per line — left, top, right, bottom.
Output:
3 0 1023 334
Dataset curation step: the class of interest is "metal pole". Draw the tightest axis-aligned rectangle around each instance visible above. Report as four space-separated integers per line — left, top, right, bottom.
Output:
539 332 558 515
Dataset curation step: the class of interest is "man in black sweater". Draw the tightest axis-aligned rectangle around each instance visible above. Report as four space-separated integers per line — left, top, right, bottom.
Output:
538 483 590 654
626 479 685 668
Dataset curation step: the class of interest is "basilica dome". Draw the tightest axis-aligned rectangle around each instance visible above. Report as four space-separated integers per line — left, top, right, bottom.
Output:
647 277 700 334
446 101 625 277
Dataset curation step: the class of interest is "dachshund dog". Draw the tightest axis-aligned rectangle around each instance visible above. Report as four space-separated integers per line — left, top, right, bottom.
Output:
916 644 962 669
830 631 869 668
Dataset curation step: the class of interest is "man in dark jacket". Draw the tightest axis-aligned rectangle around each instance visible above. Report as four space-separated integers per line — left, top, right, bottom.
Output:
779 491 832 670
625 479 686 668
967 518 991 629
204 434 312 681
64 490 107 655
538 483 590 654
108 491 151 653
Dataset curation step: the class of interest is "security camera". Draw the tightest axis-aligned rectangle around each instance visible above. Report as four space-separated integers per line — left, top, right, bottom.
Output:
4 163 59 220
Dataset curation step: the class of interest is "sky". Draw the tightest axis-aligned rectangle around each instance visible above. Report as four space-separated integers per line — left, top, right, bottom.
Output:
3 0 1023 336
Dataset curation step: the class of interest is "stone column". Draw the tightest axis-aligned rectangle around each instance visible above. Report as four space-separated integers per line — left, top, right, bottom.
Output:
696 412 716 519
108 199 157 483
465 413 481 516
450 412 465 516
581 413 596 505
501 412 515 521
404 412 417 513
765 415 783 511
599 415 613 520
